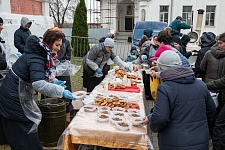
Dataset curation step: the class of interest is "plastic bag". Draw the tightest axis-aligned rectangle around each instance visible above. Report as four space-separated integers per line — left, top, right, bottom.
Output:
19 78 41 134
150 76 160 102
0 42 18 69
210 92 219 108
55 60 81 76
69 64 81 76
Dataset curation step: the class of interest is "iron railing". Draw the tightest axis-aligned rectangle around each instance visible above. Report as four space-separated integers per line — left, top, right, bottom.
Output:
66 36 132 61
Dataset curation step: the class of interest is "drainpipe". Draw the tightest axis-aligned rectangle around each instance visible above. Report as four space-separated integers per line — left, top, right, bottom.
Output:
195 9 204 36
188 9 204 43
170 0 173 23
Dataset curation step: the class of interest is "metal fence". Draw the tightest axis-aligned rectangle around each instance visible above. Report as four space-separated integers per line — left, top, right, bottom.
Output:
66 36 132 61
62 28 109 42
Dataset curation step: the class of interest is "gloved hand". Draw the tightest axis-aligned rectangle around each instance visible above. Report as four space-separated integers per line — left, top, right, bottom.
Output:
54 80 67 88
125 66 132 72
96 68 103 74
63 90 75 100
16 52 22 58
141 55 147 61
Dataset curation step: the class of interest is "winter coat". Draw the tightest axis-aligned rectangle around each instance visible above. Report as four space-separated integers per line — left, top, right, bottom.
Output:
180 35 192 58
140 40 151 54
169 19 191 36
83 43 126 77
140 44 159 65
149 66 216 150
207 63 225 104
0 35 64 122
127 49 139 62
200 44 225 83
0 40 9 86
14 17 32 53
57 38 72 61
194 32 216 78
0 42 7 70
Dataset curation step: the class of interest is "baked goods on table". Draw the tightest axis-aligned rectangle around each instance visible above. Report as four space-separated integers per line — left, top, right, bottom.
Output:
115 68 138 80
108 83 126 89
94 95 139 109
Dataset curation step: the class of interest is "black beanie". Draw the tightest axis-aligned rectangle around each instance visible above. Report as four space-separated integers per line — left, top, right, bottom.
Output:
0 17 3 24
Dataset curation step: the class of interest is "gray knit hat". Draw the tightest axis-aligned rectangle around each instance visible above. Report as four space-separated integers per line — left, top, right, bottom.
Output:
103 38 114 47
157 50 182 71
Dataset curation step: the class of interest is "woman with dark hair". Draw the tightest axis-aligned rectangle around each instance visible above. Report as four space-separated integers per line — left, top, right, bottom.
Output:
42 27 73 125
0 30 74 149
156 30 190 67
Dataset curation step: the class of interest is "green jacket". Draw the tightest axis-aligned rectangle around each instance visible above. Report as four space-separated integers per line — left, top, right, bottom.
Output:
169 19 191 36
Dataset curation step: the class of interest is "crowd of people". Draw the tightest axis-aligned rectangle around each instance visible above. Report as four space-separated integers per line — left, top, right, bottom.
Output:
0 14 225 150
125 16 225 150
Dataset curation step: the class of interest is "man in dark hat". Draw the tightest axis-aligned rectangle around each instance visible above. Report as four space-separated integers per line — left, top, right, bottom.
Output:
176 16 183 20
169 16 191 36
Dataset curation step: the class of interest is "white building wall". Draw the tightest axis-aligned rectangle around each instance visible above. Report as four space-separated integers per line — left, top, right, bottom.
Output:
0 1 54 53
99 0 225 36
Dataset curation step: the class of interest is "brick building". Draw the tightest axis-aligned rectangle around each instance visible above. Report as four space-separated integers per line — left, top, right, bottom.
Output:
0 0 53 53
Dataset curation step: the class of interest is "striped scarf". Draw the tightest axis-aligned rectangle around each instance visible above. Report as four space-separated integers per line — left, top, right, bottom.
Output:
39 41 57 82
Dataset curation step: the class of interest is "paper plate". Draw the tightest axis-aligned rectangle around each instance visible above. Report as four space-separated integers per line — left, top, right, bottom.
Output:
72 91 87 100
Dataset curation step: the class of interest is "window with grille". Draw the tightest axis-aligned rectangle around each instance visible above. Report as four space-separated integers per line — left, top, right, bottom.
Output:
182 6 193 25
159 6 169 23
205 6 216 26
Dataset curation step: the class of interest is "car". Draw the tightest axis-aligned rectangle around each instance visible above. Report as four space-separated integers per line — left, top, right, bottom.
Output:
129 21 167 46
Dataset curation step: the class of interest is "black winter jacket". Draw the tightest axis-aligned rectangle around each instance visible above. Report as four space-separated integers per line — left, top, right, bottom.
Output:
0 35 47 121
194 32 216 78
57 38 72 61
14 26 31 54
0 47 7 70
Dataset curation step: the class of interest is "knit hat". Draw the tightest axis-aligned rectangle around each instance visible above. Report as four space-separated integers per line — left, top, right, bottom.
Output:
150 44 172 60
131 46 137 50
103 38 114 47
157 50 182 71
0 17 3 24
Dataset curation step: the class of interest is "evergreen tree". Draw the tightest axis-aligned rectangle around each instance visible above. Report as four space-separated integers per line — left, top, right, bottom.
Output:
71 0 90 57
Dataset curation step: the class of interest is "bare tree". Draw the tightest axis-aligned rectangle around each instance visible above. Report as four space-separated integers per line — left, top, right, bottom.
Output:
49 0 79 27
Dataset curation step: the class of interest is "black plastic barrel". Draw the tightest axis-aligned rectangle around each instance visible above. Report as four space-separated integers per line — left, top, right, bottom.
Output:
38 98 66 147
